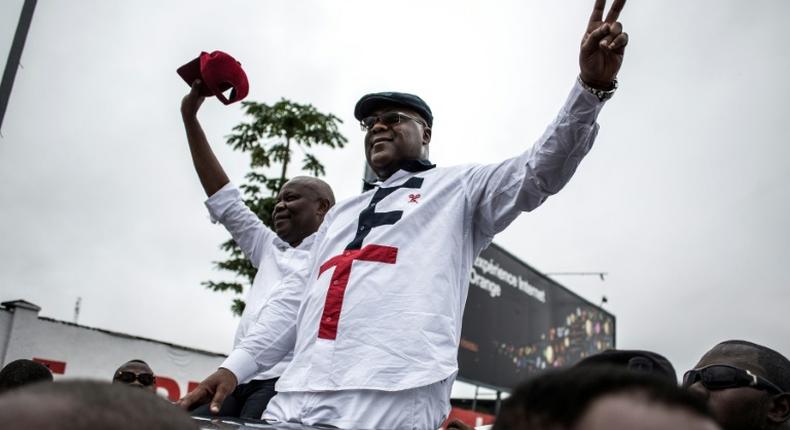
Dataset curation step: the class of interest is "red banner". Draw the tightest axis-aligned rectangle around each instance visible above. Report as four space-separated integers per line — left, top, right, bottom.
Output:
32 357 66 374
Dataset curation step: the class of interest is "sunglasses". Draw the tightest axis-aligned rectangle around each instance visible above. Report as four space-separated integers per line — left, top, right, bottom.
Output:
682 364 783 394
113 371 156 386
360 112 426 131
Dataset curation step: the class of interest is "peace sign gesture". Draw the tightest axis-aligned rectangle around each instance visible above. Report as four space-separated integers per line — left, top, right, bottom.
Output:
579 0 628 89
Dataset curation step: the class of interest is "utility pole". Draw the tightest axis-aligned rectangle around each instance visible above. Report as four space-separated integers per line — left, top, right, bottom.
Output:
73 297 81 324
0 0 38 134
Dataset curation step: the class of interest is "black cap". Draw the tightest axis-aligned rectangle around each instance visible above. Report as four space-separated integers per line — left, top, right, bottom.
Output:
574 349 677 383
354 92 433 127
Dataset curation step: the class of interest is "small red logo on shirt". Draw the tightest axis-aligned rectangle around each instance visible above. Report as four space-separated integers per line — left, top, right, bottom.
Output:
408 193 421 203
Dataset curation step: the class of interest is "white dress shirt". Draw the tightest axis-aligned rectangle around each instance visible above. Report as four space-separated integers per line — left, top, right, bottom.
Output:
223 81 605 392
206 184 314 383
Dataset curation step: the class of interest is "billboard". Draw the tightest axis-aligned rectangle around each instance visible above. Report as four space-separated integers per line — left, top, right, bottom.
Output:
458 244 615 392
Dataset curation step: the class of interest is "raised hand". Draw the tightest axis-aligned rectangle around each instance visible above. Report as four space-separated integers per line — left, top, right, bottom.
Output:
181 79 206 118
579 0 628 89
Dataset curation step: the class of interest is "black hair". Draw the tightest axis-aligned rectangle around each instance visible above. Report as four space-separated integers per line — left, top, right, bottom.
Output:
0 359 53 393
114 359 154 378
493 366 712 430
0 380 197 430
718 340 790 392
116 359 151 371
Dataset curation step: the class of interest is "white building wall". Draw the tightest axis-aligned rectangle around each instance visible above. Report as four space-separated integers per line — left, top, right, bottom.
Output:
0 299 225 401
0 309 12 359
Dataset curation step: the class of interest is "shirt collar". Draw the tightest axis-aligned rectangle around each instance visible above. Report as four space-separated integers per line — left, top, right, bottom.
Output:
399 159 436 172
363 159 436 190
273 231 316 251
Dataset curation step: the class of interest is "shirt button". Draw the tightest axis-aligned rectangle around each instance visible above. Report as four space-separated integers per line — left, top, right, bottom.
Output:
332 280 339 285
325 317 332 322
359 226 366 231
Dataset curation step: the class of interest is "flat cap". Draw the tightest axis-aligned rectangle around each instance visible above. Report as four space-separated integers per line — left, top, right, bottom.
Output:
354 92 433 127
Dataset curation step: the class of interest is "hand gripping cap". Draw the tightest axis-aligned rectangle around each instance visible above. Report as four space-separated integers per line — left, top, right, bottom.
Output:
177 50 249 105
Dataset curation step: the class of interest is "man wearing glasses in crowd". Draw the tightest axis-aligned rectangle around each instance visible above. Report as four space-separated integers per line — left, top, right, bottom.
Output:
181 0 630 427
112 360 157 393
684 340 790 430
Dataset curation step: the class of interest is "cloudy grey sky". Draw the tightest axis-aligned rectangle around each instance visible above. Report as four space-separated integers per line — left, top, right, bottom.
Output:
1 0 789 393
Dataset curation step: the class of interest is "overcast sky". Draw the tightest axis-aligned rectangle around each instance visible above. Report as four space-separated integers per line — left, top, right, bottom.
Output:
1 0 789 395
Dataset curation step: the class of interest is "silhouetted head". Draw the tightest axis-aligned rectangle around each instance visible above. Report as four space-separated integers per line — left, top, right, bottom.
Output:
684 340 790 430
495 366 718 430
0 379 198 430
0 359 53 394
574 349 677 382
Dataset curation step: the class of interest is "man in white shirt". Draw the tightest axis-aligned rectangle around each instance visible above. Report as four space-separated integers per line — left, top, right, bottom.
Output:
180 0 630 427
180 82 335 419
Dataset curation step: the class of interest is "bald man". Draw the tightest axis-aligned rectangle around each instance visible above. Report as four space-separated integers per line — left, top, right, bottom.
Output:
180 82 335 419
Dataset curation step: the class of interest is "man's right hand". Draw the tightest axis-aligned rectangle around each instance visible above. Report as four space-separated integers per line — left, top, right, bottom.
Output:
176 367 238 413
181 80 206 118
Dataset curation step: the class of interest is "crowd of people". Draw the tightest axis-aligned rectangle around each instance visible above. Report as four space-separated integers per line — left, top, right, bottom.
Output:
488 342 790 430
0 358 198 429
1 0 787 429
1 342 788 429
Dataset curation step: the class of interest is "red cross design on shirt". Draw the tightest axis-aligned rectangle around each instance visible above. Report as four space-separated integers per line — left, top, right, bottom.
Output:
317 244 398 340
408 193 421 203
315 176 422 341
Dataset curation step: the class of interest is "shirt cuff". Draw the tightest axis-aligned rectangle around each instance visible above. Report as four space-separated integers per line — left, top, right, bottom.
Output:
204 182 241 224
220 348 259 384
564 80 606 125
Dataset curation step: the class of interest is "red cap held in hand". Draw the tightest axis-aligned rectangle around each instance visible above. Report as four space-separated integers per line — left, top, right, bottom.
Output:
177 51 249 105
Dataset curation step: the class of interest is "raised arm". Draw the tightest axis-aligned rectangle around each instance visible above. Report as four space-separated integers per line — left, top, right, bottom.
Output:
467 0 629 249
181 79 230 197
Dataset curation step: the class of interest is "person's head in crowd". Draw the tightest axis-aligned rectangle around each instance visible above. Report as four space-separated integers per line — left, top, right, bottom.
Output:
354 92 433 180
0 359 53 394
0 379 198 429
494 366 719 430
273 176 335 247
112 359 156 393
574 349 677 383
684 340 790 430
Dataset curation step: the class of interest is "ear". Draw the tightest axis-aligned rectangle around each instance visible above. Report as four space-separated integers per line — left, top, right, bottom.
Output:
316 198 332 218
767 393 790 424
422 126 432 145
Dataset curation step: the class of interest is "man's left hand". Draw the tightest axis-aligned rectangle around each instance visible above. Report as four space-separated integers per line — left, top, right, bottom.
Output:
579 0 629 89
